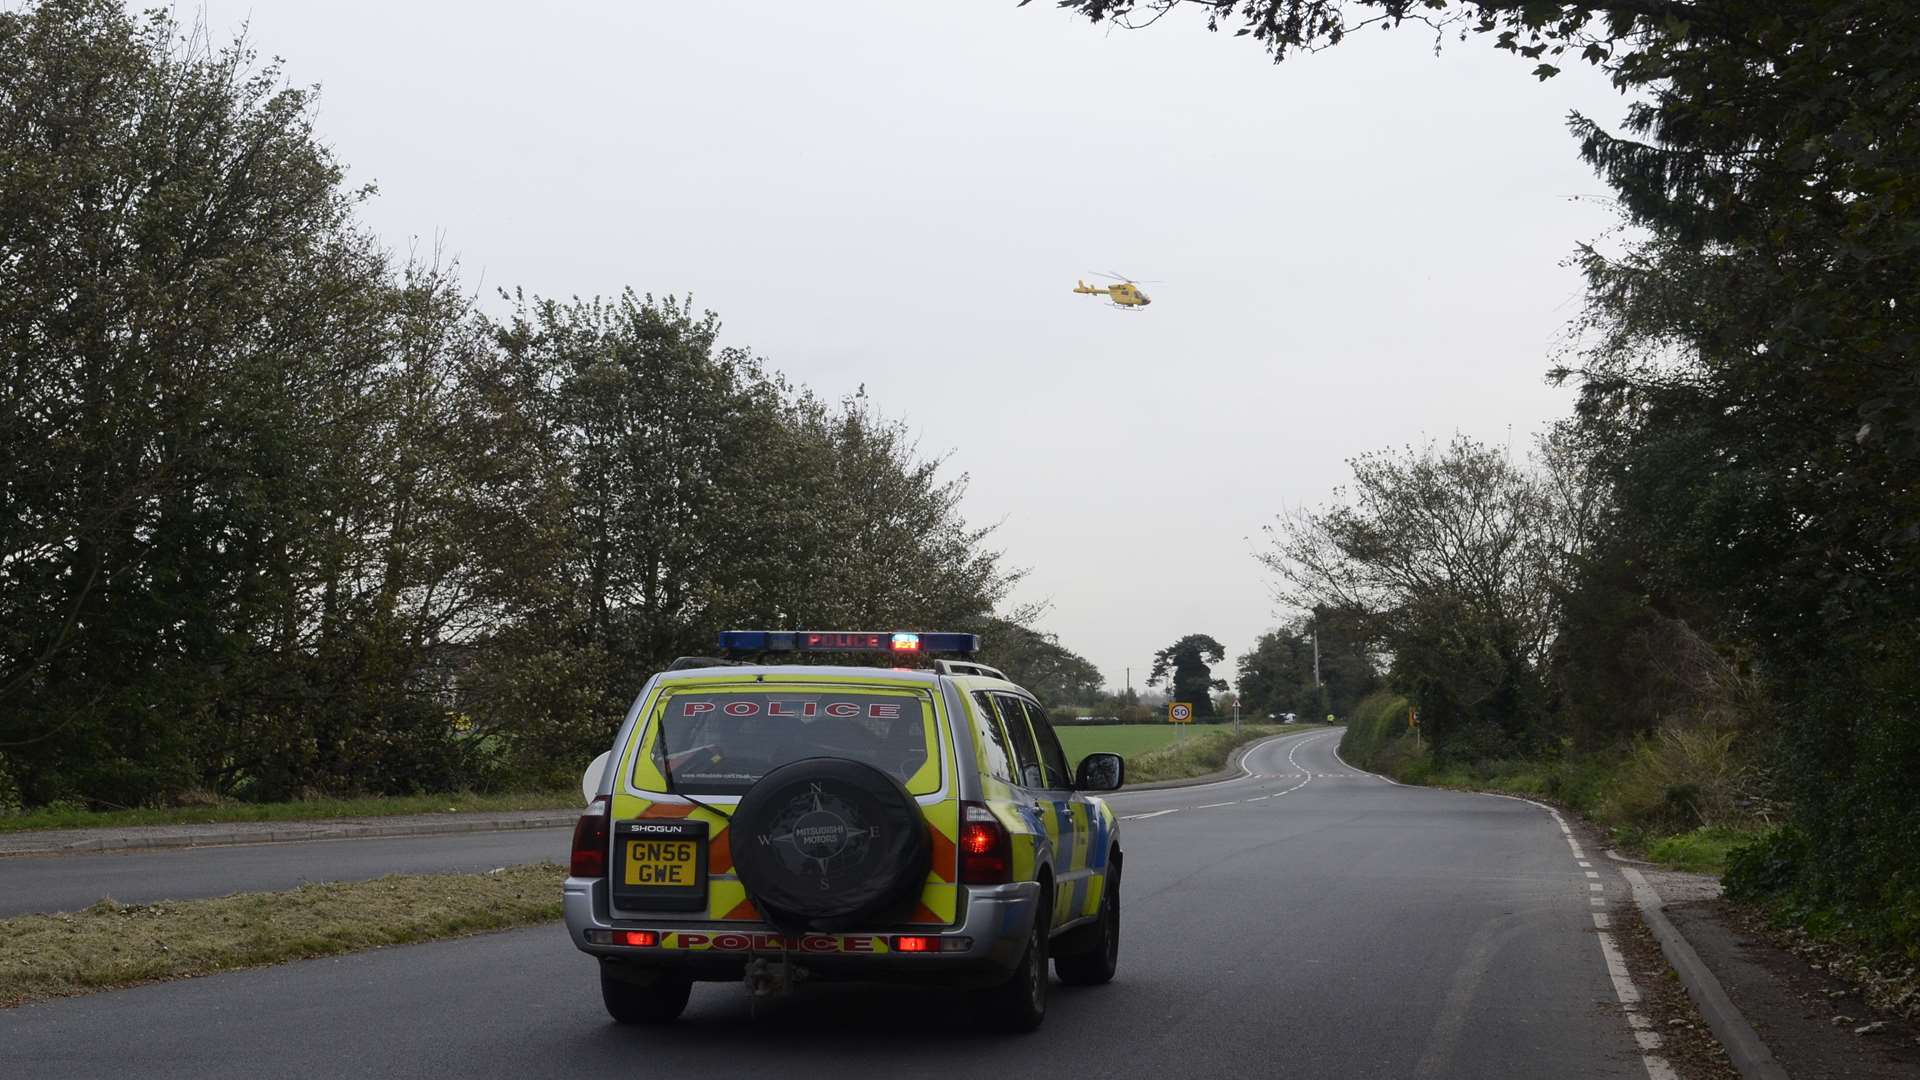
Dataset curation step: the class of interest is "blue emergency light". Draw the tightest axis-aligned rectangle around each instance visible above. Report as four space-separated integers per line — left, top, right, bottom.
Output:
716 630 979 656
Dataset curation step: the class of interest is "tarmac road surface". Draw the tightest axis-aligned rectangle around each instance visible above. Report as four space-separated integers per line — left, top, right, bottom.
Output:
1 730 1662 1079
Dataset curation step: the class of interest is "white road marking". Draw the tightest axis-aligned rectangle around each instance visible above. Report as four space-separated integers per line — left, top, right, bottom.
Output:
1196 802 1235 809
1595 928 1679 1076
1120 808 1180 821
1579 861 1592 868
1586 871 1601 879
1591 883 1605 892
1593 913 1612 929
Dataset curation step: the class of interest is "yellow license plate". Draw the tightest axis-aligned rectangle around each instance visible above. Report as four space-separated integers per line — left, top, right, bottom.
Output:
624 839 699 887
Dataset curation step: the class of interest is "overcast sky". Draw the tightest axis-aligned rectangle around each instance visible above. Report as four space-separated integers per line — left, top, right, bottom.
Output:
199 0 1628 692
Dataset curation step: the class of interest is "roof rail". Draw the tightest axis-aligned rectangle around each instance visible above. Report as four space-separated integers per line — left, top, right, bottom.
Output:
665 656 752 671
933 659 1009 681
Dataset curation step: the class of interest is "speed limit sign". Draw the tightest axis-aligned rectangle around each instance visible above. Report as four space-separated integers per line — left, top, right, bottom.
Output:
1168 702 1194 724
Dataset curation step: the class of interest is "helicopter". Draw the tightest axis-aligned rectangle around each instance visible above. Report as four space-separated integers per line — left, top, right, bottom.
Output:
1073 271 1157 309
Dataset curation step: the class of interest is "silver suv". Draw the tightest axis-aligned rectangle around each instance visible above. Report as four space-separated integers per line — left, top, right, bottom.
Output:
564 630 1126 1030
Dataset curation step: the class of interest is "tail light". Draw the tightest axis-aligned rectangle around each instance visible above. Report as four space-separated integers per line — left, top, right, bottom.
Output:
570 795 610 878
958 800 1011 884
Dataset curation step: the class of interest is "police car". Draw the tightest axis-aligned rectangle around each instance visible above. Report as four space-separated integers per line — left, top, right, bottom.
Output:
564 630 1125 1031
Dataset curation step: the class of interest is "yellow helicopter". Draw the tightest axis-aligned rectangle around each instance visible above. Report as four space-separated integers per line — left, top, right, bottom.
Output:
1073 271 1157 309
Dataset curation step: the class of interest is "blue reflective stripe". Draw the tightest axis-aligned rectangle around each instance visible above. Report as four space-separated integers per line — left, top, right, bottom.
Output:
1052 801 1075 869
1087 808 1109 870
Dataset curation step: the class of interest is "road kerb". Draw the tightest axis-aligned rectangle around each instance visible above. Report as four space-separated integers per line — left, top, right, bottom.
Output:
1617 862 1792 1080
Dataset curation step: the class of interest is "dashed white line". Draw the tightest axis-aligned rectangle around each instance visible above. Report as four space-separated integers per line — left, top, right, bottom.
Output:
1196 801 1235 809
1120 808 1180 821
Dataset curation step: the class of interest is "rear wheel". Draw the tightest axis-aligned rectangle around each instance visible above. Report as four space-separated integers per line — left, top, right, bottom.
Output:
599 964 691 1025
1054 862 1119 986
982 891 1049 1032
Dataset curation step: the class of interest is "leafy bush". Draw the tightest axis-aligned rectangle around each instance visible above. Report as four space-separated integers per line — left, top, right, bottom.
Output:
1601 725 1746 831
1338 692 1410 765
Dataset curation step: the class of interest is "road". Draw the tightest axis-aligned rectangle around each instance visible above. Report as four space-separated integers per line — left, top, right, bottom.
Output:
0 827 573 918
0 730 1659 1079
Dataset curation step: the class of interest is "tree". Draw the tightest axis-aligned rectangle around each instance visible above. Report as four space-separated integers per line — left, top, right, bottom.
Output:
1146 634 1228 719
0 3 1030 807
473 293 1024 777
1261 437 1581 753
1237 613 1379 719
0 1 403 802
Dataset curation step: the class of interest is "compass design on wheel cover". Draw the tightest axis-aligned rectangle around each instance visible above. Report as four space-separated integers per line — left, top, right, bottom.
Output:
755 782 881 890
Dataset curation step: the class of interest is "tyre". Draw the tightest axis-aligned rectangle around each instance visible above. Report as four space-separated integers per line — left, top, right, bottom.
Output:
599 964 692 1025
1054 861 1119 986
982 891 1049 1032
730 757 931 932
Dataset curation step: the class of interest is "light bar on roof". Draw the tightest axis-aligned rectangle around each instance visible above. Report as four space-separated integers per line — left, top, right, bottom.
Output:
714 630 979 656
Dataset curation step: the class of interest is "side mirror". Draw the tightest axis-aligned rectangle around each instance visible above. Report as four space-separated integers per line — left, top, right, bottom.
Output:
580 750 612 805
1074 752 1124 792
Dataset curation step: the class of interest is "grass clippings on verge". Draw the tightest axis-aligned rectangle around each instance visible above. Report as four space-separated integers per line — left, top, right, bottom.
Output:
0 862 565 1006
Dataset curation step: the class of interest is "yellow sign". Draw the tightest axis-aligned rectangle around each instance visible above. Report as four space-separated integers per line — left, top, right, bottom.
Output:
1168 702 1194 724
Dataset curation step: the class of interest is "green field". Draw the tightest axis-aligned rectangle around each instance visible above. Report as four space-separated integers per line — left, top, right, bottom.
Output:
1054 723 1203 765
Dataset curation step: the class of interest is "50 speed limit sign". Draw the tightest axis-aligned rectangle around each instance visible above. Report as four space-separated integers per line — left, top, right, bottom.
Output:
1168 701 1194 724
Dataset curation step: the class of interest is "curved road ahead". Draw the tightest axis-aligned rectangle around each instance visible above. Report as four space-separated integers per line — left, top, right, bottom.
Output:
1 730 1660 1079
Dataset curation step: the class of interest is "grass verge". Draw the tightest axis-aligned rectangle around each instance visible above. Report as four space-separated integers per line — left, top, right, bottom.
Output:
0 789 579 834
1125 724 1306 784
1055 724 1194 764
0 862 565 1006
1646 825 1770 875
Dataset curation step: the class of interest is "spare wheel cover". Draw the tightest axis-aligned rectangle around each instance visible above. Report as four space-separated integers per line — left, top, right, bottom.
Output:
730 757 932 931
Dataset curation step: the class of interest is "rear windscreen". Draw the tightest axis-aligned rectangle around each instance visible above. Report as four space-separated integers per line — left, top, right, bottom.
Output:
644 688 937 796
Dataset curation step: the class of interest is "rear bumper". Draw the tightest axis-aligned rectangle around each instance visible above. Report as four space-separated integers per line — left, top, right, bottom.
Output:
563 876 1039 985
